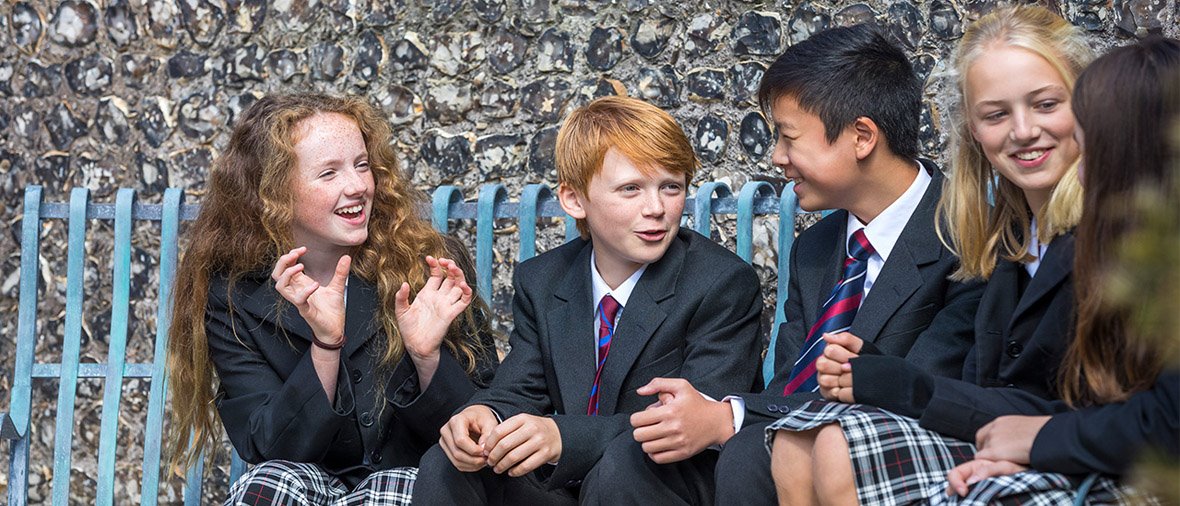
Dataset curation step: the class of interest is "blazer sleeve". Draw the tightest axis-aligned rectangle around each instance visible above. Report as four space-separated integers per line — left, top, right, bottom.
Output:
207 290 356 464
895 276 984 378
548 256 764 487
919 375 1072 442
464 266 554 420
741 237 814 426
1030 372 1180 476
387 347 493 444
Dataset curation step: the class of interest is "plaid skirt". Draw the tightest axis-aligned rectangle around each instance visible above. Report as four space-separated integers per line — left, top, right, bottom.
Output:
764 400 1134 505
224 460 417 506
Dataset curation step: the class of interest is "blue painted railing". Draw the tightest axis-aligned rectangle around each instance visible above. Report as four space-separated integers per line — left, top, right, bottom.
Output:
3 182 804 504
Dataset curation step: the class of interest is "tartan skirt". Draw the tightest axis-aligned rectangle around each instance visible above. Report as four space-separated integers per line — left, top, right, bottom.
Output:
224 460 417 506
764 400 1133 505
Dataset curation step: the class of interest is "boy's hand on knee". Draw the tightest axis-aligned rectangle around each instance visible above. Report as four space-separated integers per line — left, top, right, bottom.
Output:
439 405 497 472
483 413 562 477
630 378 734 464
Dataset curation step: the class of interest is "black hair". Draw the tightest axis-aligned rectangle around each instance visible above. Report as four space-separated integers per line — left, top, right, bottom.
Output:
757 24 921 160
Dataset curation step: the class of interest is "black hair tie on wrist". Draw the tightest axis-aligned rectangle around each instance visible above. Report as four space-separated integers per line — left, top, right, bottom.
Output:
312 334 346 350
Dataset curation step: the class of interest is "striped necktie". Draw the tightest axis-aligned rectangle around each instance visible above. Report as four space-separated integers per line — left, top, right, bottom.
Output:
588 294 621 415
783 229 875 395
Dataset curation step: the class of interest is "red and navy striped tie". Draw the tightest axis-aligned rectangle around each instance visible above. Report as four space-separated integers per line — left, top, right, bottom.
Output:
783 229 875 395
588 294 621 415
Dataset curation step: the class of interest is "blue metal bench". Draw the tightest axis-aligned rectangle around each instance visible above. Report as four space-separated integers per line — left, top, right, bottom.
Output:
2 182 801 504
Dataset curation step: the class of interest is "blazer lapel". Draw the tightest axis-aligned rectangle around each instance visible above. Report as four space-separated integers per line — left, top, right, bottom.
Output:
595 236 681 415
852 166 944 342
811 213 848 320
234 274 318 344
550 241 599 415
231 272 380 356
1011 233 1074 323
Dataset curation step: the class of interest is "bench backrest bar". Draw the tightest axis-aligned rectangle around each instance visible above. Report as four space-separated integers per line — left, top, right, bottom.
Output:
6 182 802 505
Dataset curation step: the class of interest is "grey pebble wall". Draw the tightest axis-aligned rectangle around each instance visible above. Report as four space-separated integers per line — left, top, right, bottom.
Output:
0 0 1175 502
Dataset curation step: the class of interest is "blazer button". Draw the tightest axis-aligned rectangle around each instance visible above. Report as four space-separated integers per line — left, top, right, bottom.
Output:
360 411 374 427
352 368 363 384
371 449 383 464
767 404 779 413
1005 341 1023 358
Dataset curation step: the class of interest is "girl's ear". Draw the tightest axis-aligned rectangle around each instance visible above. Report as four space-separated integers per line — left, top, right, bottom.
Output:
558 183 587 219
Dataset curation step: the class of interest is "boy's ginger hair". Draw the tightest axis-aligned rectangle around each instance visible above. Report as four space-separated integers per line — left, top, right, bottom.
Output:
556 96 698 238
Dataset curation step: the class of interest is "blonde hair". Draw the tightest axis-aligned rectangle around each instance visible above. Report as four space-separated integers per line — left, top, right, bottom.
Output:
936 4 1094 280
556 96 698 238
166 94 489 471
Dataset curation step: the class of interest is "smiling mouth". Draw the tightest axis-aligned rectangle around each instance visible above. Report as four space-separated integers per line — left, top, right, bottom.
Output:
335 203 365 220
1013 149 1047 161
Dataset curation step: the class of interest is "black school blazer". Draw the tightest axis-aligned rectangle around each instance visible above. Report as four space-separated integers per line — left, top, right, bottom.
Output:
206 272 497 487
467 229 764 489
855 232 1078 442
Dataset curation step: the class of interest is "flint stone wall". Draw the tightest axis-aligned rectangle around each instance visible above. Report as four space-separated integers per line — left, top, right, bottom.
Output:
0 0 1176 503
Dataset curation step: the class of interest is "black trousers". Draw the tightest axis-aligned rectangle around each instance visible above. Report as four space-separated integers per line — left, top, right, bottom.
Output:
412 432 718 505
714 421 776 506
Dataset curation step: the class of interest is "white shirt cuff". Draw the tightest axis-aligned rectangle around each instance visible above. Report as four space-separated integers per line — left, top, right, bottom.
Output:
722 395 746 433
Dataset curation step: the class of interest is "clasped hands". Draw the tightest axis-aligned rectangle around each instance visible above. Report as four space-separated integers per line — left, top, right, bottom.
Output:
816 332 863 403
439 405 562 477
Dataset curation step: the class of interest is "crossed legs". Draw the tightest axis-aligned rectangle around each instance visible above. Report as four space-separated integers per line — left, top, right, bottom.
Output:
770 424 857 506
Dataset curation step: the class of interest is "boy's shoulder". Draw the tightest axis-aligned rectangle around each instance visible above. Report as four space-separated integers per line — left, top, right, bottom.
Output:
515 235 590 280
515 229 754 286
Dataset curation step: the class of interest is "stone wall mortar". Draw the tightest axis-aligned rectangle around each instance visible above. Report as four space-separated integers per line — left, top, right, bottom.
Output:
0 0 1175 502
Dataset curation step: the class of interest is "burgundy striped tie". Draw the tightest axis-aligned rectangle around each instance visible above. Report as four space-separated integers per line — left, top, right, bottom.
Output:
783 229 875 394
588 295 621 415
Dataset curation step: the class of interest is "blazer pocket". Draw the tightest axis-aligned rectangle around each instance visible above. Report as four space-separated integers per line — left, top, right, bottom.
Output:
877 301 939 342
625 347 683 386
877 303 938 340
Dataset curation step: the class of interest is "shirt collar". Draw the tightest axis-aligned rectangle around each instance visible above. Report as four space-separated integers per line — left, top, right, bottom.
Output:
590 250 646 310
846 162 931 262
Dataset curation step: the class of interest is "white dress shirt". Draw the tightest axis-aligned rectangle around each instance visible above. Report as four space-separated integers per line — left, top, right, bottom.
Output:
590 251 646 361
723 163 932 435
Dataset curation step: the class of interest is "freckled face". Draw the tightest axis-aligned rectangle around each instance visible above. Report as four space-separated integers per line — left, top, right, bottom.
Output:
560 148 686 284
966 45 1079 209
289 112 375 256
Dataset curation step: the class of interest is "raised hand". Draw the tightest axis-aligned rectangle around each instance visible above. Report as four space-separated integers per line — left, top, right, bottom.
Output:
395 256 474 361
272 247 350 346
816 332 862 402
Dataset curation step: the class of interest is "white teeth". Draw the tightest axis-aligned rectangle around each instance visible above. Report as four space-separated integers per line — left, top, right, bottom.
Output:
336 204 363 215
1014 150 1045 161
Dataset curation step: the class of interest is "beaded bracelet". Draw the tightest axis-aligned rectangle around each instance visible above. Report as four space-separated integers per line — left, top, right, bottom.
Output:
312 333 346 351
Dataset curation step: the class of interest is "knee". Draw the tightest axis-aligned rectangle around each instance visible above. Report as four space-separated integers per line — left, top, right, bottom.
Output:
236 459 316 486
227 460 323 506
811 425 853 496
769 428 819 488
716 424 767 482
583 435 650 499
417 443 462 478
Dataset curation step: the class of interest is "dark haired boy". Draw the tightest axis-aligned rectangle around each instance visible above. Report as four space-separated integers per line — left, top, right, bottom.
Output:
411 96 763 505
626 24 985 505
